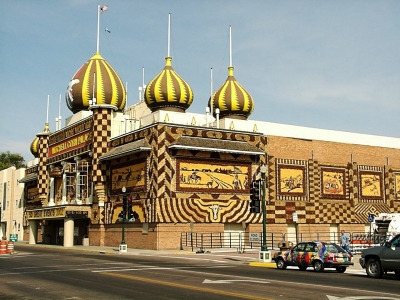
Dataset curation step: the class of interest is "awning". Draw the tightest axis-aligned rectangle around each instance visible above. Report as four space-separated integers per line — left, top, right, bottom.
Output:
99 139 151 161
168 136 264 155
18 173 38 183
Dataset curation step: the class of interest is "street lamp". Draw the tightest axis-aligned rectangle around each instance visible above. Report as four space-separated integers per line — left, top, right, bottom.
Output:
119 186 127 252
260 164 267 251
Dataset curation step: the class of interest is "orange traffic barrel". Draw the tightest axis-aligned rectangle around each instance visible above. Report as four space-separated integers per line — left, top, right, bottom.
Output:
0 240 7 255
7 241 14 254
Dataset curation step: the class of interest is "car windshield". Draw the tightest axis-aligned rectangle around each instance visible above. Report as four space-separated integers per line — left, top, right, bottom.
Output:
324 243 345 253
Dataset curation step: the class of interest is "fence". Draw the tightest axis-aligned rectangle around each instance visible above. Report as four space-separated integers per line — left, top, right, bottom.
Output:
180 232 285 252
180 231 393 253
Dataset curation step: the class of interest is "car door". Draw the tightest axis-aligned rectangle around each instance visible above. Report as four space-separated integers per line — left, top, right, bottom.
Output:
289 243 306 266
380 234 400 269
302 242 317 266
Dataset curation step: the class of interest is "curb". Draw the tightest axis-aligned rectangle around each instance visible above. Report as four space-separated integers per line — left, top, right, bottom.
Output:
249 261 276 268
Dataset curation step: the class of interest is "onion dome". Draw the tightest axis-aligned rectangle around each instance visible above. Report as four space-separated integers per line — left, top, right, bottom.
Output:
208 66 254 120
66 52 126 113
144 57 193 112
30 136 39 158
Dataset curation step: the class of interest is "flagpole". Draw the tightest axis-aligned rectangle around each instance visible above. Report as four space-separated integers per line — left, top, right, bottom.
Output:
97 5 100 52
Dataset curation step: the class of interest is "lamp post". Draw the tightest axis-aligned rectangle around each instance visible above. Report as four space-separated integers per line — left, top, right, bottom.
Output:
119 187 127 252
260 164 268 251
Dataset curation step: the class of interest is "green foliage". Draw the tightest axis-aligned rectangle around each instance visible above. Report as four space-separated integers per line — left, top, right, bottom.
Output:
0 151 26 171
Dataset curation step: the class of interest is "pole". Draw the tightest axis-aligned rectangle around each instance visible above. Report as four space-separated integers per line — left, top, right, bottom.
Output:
260 165 267 251
121 218 125 245
121 187 126 245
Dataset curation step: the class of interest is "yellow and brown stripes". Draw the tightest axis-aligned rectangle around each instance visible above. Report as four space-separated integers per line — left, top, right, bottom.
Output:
209 67 254 120
157 198 259 223
67 52 126 113
145 57 193 112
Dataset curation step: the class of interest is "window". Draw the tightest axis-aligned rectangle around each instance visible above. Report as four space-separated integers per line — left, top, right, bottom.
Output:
294 243 306 252
305 243 316 252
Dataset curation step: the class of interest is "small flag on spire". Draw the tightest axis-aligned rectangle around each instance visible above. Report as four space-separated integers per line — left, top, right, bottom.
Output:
100 5 108 12
105 28 110 33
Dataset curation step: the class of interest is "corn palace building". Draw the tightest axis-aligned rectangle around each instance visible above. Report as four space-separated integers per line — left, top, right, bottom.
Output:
19 45 400 250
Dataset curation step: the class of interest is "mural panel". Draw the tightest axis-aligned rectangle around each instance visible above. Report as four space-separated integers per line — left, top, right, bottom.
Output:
26 186 39 204
177 159 251 193
359 171 383 200
110 159 146 195
395 172 400 200
277 164 306 196
320 167 346 199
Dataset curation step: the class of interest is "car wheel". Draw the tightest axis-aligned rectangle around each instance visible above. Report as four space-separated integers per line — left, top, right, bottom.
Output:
298 266 307 271
394 270 400 278
366 258 383 278
276 258 287 270
313 260 324 272
336 267 346 273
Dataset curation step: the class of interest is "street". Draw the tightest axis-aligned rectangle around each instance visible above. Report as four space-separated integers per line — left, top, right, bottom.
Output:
0 245 399 300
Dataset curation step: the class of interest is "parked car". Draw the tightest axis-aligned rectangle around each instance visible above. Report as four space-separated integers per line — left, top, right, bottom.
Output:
359 233 400 278
274 241 354 272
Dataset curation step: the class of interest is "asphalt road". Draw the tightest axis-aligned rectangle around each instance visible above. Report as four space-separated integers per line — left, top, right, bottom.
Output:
0 245 399 300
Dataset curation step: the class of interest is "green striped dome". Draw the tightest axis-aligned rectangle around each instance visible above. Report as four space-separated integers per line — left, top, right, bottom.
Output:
145 57 193 112
208 66 254 120
66 52 126 113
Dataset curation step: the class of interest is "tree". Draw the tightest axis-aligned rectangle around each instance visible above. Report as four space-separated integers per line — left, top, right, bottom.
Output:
0 151 26 171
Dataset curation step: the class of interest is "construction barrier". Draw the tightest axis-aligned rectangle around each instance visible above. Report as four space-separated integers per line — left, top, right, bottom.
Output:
7 241 14 254
0 240 7 255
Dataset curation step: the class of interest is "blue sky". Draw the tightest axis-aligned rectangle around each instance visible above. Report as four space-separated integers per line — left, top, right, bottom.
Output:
1 0 399 161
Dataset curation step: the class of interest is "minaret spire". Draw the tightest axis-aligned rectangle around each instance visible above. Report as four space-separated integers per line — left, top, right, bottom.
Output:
229 25 232 67
46 95 49 124
167 13 171 57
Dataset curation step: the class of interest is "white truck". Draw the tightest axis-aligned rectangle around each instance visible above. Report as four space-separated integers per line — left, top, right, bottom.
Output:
372 213 400 237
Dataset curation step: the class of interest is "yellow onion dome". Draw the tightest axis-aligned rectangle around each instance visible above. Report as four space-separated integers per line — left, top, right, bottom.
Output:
30 136 39 158
145 57 193 112
66 52 126 113
208 66 254 120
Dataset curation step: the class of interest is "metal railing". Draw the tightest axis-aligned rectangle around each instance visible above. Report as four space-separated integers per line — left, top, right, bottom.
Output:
180 232 285 252
180 231 393 253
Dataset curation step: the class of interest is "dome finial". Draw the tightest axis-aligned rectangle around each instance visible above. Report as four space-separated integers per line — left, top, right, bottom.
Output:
144 14 193 112
208 26 254 120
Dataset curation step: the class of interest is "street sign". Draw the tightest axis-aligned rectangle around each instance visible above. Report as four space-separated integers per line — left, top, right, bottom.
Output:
249 232 260 243
368 213 375 223
9 234 18 242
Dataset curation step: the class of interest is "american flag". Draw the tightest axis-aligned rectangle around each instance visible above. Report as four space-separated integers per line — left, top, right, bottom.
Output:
100 5 108 12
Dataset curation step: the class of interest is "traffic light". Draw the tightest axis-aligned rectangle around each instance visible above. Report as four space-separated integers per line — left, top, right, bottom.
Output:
120 193 127 221
118 210 125 221
127 197 135 222
250 179 261 213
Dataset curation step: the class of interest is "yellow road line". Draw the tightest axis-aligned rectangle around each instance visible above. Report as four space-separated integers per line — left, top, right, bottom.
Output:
102 272 274 300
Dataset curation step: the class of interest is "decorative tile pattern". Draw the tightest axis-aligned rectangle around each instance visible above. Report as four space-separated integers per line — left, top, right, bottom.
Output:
92 108 111 183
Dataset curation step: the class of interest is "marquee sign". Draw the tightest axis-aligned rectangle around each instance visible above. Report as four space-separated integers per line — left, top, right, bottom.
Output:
26 207 90 220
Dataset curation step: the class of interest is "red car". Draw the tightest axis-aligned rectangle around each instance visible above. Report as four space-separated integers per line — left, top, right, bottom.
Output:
274 241 354 272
